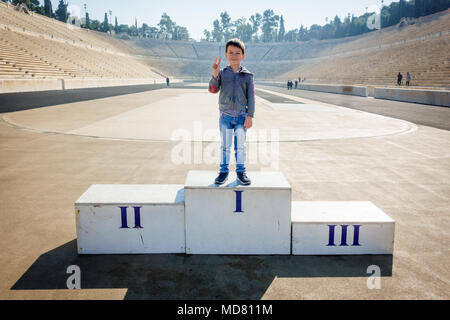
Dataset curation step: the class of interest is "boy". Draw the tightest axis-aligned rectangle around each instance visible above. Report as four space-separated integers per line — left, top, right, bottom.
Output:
209 38 255 186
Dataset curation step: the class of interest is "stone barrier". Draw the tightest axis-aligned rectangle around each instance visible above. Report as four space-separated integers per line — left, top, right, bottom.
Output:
0 78 183 93
374 87 450 107
299 84 369 97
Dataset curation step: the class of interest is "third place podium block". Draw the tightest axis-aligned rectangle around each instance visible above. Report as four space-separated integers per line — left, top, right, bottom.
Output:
291 201 395 255
184 171 292 255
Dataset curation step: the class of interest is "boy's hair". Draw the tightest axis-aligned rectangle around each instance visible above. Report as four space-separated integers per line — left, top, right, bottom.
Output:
225 38 245 54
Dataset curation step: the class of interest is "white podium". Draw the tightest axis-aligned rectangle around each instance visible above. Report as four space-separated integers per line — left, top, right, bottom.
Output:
75 184 185 254
184 171 292 255
74 172 396 256
291 201 395 255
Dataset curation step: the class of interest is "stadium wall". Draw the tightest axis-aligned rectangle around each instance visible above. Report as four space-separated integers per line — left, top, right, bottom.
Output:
0 78 183 94
299 84 369 97
374 87 450 107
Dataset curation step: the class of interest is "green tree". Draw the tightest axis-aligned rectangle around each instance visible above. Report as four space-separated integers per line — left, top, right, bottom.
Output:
278 15 285 41
90 20 101 31
261 9 279 42
249 13 262 41
84 12 90 29
173 25 189 40
220 11 233 41
212 19 223 42
101 12 109 32
43 0 52 17
158 13 175 39
234 18 253 42
202 29 212 41
54 0 69 23
12 0 40 11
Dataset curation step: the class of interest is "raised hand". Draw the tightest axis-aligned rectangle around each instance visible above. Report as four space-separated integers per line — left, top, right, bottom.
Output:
212 57 221 78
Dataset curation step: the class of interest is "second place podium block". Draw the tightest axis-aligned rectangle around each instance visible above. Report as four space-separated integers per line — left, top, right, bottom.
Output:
75 184 185 254
184 171 292 255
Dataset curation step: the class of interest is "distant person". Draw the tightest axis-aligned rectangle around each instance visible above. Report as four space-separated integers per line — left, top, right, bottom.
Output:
397 72 403 86
295 80 298 89
287 80 290 90
208 38 254 186
406 72 411 87
166 77 170 87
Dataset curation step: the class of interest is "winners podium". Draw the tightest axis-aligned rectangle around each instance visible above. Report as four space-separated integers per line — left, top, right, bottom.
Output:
75 171 395 255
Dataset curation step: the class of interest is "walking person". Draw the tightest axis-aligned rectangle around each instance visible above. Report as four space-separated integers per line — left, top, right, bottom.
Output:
397 72 403 86
406 72 411 87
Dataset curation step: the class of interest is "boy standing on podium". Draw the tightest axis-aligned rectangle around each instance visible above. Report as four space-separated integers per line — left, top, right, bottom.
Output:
208 38 255 186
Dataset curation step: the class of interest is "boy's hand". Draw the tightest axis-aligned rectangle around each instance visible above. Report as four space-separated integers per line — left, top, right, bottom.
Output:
244 116 253 130
212 57 221 78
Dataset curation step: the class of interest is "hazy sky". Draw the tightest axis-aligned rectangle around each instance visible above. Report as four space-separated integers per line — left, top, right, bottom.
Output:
52 0 396 41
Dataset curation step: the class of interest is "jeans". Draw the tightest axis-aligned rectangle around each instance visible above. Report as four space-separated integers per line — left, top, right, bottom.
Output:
219 113 247 173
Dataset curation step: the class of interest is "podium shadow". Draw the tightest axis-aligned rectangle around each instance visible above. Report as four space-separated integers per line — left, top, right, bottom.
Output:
11 240 393 300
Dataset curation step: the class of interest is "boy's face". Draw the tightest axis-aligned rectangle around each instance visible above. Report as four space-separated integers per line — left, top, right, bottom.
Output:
225 45 245 66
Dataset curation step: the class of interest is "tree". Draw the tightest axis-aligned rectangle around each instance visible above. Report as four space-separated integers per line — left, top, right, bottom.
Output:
278 15 285 42
101 12 109 33
89 20 101 31
43 0 52 17
202 29 212 41
415 0 423 18
212 19 223 42
54 0 69 23
220 11 233 41
249 13 262 41
234 18 253 42
84 12 90 29
12 0 40 11
261 9 279 42
115 17 119 34
298 25 308 41
285 29 298 42
174 25 189 40
399 0 406 17
158 13 175 39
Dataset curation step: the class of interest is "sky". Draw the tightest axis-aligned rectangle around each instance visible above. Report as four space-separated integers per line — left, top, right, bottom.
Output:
51 0 397 41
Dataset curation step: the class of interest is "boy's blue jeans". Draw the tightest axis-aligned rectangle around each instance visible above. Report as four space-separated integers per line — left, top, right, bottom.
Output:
219 113 247 173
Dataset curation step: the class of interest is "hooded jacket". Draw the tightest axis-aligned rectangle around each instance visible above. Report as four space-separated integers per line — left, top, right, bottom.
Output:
209 66 255 118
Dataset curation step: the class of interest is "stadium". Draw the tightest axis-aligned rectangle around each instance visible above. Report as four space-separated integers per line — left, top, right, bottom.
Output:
0 0 449 303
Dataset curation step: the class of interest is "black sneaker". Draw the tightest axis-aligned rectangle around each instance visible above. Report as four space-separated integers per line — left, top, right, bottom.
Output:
237 172 251 185
214 172 229 185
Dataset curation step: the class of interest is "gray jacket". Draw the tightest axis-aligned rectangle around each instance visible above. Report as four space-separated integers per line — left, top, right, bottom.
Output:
209 66 255 118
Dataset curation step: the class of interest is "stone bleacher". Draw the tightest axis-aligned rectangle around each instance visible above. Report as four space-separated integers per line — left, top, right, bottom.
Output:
127 9 449 88
277 10 450 88
0 2 166 80
0 0 448 88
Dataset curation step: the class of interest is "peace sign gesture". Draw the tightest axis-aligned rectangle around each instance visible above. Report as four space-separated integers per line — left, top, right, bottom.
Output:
212 57 221 78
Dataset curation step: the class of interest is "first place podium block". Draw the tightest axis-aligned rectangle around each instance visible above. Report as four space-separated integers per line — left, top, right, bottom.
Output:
184 171 292 255
75 184 185 254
